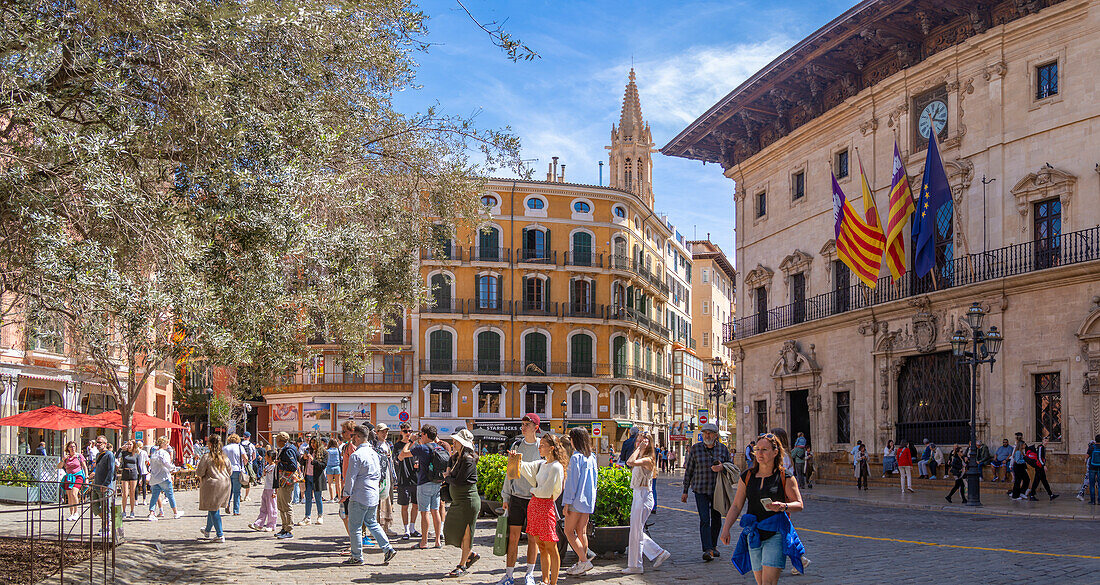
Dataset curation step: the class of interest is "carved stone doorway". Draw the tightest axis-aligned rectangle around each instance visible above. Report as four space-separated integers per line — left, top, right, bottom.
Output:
788 389 811 449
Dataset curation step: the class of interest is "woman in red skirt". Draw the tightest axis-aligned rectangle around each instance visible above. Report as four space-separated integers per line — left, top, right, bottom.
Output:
512 434 570 585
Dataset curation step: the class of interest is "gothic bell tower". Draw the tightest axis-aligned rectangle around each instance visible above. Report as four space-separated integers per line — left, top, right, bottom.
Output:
607 69 655 207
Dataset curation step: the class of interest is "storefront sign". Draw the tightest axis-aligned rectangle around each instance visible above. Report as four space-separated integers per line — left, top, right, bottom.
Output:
474 420 551 435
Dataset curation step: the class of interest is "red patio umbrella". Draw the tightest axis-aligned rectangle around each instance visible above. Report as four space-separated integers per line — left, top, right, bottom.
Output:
90 410 184 433
169 411 186 466
0 405 118 430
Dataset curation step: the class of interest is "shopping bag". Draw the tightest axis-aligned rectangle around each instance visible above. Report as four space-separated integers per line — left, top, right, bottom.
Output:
493 515 509 557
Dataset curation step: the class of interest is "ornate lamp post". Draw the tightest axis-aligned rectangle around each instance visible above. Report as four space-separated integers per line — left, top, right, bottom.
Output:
703 357 731 432
561 398 569 432
950 302 1003 507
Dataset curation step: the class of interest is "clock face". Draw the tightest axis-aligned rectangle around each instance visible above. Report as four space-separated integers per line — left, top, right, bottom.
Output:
918 100 948 139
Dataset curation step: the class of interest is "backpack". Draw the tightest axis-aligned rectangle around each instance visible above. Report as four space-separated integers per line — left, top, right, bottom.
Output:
1024 447 1042 468
1089 444 1100 470
426 443 450 483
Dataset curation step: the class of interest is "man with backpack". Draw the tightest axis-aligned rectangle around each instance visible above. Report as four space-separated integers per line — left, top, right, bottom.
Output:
398 424 447 548
274 432 300 539
1086 434 1100 505
497 413 543 585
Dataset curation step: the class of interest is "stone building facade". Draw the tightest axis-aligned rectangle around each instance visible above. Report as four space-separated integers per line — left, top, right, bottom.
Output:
663 0 1100 482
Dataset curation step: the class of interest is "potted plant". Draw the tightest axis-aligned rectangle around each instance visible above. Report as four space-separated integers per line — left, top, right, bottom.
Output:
0 466 34 503
587 465 632 555
476 453 507 517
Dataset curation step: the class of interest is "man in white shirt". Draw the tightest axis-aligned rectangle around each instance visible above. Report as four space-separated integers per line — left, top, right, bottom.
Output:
241 432 256 502
342 425 397 565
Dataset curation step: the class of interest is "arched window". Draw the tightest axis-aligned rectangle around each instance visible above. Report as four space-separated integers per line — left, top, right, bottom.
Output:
571 389 593 417
523 276 548 311
571 279 592 312
613 337 627 377
571 231 592 266
527 197 545 210
428 330 453 373
430 273 452 311
613 205 627 219
613 237 627 268
477 226 500 261
481 194 498 208
524 332 548 374
625 158 633 191
477 331 501 374
523 227 549 261
613 390 628 417
573 201 591 214
477 274 501 309
570 333 594 377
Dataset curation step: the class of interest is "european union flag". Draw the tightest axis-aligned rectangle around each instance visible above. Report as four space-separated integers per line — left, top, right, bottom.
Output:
913 128 951 277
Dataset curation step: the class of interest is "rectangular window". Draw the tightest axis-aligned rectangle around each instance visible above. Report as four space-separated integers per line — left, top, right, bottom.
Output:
791 272 806 324
835 149 849 179
478 383 502 415
525 384 547 415
754 286 768 334
1036 61 1058 100
701 269 709 284
833 260 850 314
383 355 403 383
430 382 453 415
792 170 805 200
702 334 708 347
755 400 768 437
702 300 709 314
1034 373 1062 442
836 391 851 444
755 191 767 218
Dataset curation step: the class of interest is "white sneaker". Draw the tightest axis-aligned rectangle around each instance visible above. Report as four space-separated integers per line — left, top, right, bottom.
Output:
792 556 811 575
564 563 581 575
315 516 323 525
174 511 185 519
147 513 158 522
621 567 643 575
217 536 226 543
653 550 671 568
575 560 594 574
524 572 537 585
263 527 274 532
296 517 311 526
66 514 77 522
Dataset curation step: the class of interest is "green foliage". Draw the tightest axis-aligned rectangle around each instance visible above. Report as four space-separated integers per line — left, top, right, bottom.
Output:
0 0 525 418
591 466 632 527
477 453 507 500
0 467 34 487
209 394 233 428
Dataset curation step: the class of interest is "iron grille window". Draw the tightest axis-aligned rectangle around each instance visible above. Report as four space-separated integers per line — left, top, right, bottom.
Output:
835 392 850 444
835 150 849 179
755 191 767 218
896 352 970 446
428 330 452 373
1033 199 1061 270
833 260 850 313
477 331 501 374
755 400 768 437
792 170 805 200
1034 373 1062 442
1036 62 1058 100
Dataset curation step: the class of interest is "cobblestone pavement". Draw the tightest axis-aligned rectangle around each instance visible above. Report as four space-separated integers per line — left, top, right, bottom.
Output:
5 475 1100 584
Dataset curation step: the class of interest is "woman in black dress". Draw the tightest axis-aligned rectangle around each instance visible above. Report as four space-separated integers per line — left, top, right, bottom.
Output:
117 439 140 518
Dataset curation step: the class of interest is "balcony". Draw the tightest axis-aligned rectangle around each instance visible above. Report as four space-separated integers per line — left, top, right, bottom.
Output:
421 299 463 314
418 359 672 388
420 244 462 261
610 305 671 340
468 299 513 315
377 328 412 346
517 248 557 265
724 226 1100 342
517 300 559 316
563 302 605 319
469 246 511 263
609 255 671 296
564 252 604 268
267 368 413 395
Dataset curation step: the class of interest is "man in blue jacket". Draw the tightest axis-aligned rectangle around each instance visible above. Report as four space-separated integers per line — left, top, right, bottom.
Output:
274 432 299 539
91 436 116 538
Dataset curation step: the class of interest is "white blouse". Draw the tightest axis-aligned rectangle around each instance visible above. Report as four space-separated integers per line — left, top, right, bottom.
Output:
518 459 565 500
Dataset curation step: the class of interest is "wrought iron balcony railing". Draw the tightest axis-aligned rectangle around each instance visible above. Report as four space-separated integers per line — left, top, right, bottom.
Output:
724 226 1100 342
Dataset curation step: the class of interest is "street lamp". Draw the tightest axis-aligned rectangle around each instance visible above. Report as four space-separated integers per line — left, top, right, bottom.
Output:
704 357 731 431
241 402 252 437
950 302 1003 507
203 387 214 439
400 396 409 413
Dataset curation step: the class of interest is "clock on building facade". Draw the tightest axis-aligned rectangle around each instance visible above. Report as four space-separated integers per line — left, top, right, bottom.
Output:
912 86 948 150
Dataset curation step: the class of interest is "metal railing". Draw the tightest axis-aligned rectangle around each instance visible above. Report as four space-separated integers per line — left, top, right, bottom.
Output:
0 478 115 585
418 359 671 387
517 300 559 316
610 305 671 339
563 302 605 319
725 226 1100 342
517 248 557 264
420 244 462 261
469 299 513 315
469 246 511 262
564 252 603 268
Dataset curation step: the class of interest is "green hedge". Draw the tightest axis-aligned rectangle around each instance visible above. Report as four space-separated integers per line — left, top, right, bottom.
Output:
476 454 634 527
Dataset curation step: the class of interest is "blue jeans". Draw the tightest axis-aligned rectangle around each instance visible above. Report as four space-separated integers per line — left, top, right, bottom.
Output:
692 491 722 552
148 481 176 511
206 510 223 537
305 476 323 516
292 482 301 503
347 500 393 561
651 478 657 509
230 471 242 514
1088 469 1099 503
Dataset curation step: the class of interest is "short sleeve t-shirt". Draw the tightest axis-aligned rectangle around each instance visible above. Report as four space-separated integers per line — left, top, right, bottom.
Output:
410 443 433 485
222 444 245 473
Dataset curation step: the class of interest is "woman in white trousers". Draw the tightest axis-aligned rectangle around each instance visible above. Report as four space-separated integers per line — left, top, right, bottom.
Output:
623 431 671 574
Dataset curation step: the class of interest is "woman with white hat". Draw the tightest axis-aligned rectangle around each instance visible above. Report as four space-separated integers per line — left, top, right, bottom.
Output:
442 428 481 577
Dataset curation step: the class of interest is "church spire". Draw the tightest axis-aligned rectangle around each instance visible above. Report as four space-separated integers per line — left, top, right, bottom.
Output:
608 68 654 206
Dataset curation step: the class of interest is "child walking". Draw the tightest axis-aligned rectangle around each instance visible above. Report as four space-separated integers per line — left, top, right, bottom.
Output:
250 451 278 531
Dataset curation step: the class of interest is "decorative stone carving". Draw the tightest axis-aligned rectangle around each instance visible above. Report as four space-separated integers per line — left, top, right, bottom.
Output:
983 61 1008 81
779 250 813 284
744 264 775 295
879 359 903 412
886 101 909 129
859 118 879 136
1074 296 1100 436
819 240 837 284
907 296 938 353
1011 164 1077 233
770 340 822 418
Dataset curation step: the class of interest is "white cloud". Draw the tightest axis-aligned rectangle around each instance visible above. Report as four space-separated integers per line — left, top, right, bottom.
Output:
626 39 792 127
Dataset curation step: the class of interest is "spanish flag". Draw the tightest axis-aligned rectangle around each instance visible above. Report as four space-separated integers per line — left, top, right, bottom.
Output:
832 172 885 288
884 139 915 280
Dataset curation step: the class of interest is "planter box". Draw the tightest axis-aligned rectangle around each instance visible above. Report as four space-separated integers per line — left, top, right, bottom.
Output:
587 526 629 555
0 484 29 503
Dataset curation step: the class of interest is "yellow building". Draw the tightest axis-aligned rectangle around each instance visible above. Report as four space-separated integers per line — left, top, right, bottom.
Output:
415 71 674 457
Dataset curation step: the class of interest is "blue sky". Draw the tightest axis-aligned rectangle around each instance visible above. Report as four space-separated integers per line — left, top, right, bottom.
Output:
395 0 857 261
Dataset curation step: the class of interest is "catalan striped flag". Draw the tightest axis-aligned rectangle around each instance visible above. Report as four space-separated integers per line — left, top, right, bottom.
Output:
832 172 886 288
884 139 915 280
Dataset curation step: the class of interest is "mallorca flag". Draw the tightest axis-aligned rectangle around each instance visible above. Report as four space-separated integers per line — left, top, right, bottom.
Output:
832 172 886 288
885 140 915 280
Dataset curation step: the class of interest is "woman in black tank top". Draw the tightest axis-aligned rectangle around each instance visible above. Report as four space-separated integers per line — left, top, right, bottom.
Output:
718 433 806 584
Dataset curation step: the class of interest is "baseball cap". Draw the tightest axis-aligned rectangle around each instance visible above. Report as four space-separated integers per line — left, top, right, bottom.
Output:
700 423 719 433
243 432 251 438
522 413 541 427
376 423 389 432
